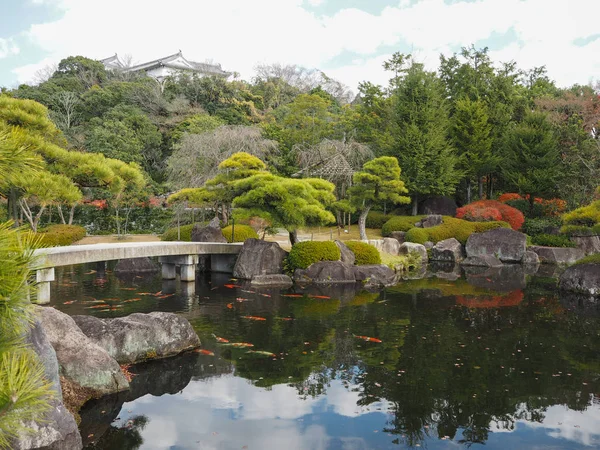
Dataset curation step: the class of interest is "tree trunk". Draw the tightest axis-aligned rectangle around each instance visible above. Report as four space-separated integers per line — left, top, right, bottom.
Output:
487 175 494 199
57 206 67 224
466 179 472 204
68 205 76 225
478 177 484 200
411 195 419 216
289 230 298 246
8 188 19 225
358 205 371 241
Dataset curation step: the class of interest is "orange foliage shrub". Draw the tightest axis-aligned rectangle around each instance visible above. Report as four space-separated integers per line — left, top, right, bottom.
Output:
456 200 525 230
497 193 566 217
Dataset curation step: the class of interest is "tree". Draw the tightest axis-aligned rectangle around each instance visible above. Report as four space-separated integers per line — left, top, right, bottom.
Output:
502 112 563 211
348 157 410 240
386 55 461 214
451 98 494 202
49 91 80 131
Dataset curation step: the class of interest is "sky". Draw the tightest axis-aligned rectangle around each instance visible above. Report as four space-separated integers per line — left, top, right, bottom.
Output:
0 0 599 92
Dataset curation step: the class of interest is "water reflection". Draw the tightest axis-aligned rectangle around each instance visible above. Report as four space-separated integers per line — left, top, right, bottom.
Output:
48 263 600 449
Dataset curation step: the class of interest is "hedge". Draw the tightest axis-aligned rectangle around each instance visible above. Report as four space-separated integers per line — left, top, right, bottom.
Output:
345 241 381 265
365 211 392 229
161 224 195 241
531 234 576 248
562 200 600 227
404 217 510 244
37 225 86 247
221 224 258 243
286 241 341 271
522 217 562 237
382 215 424 236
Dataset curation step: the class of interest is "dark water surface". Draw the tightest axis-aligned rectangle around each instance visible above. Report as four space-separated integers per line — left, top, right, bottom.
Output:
48 263 600 450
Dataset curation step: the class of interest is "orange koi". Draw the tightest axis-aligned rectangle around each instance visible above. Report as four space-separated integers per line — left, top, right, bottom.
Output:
353 335 382 343
213 335 229 343
223 284 241 289
309 295 330 299
195 349 215 356
242 316 267 321
283 294 304 298
137 292 153 296
158 294 175 299
259 293 271 298
63 300 77 305
120 288 137 291
230 342 254 347
236 297 250 302
278 317 293 321
123 298 141 303
86 304 110 309
226 303 234 309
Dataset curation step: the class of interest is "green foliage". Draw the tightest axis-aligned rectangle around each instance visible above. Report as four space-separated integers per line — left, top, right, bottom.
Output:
405 228 429 244
286 241 341 271
560 224 600 237
38 224 86 247
562 200 600 227
522 217 562 236
345 241 382 265
380 252 421 271
381 216 424 236
531 234 576 248
161 224 195 242
221 224 258 243
365 211 391 229
574 253 600 265
170 113 225 142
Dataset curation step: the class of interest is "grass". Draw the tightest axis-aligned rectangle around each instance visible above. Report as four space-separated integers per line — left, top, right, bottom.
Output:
573 254 600 265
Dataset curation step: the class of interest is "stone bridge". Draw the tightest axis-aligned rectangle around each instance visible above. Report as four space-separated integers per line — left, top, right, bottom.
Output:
33 242 242 304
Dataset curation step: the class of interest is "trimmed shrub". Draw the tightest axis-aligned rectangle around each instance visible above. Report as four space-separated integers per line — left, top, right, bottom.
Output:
286 241 341 271
161 224 195 241
221 224 258 243
382 216 424 236
531 234 576 248
562 200 600 227
561 224 600 236
499 193 567 217
365 211 391 229
38 225 86 247
345 241 381 265
456 200 524 230
405 228 429 244
522 217 562 236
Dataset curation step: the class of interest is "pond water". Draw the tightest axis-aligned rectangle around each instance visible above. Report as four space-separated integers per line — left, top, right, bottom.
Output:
48 263 600 450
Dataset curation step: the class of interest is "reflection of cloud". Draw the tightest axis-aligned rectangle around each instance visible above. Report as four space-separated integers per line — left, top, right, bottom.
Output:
326 381 390 417
491 403 600 447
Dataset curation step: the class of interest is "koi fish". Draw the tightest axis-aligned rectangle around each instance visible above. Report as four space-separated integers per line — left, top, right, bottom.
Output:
242 316 267 321
283 294 304 298
123 298 141 303
236 297 250 302
86 304 110 309
153 291 162 296
137 292 154 296
353 335 382 343
83 270 97 275
120 288 137 291
231 342 254 347
223 284 241 289
63 300 77 305
278 317 293 321
245 350 277 358
259 293 271 298
213 335 229 343
241 289 256 294
195 349 215 356
309 295 330 299
226 303 234 309
99 309 111 312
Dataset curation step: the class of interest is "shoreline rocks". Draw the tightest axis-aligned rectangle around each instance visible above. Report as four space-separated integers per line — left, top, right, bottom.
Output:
529 246 586 265
233 238 288 279
558 263 600 297
465 228 526 263
294 261 397 287
430 238 464 263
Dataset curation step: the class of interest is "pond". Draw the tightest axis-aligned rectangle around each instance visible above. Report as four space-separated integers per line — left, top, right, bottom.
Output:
48 263 600 450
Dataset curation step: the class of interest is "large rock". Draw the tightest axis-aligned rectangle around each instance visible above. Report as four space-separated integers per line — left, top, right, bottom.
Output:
390 231 406 244
251 274 293 287
37 306 129 396
294 261 356 284
419 196 457 216
72 312 200 365
430 238 464 263
335 240 356 265
465 228 526 263
461 255 503 268
191 217 227 243
572 235 600 255
529 246 585 265
399 242 428 263
522 250 540 266
353 265 398 288
114 257 158 273
381 237 400 255
417 214 443 228
559 263 600 296
14 321 82 450
233 238 288 279
367 239 383 252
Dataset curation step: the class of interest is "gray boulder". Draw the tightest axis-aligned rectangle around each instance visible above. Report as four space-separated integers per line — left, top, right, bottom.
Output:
461 255 503 268
191 217 227 243
465 228 527 263
423 241 434 250
529 246 585 265
294 261 356 284
559 263 600 296
572 235 600 255
233 238 288 279
72 312 200 365
381 237 400 255
390 231 406 244
353 265 398 288
399 242 428 263
417 214 443 228
114 257 158 273
37 306 129 395
14 320 82 450
419 196 457 216
430 238 464 263
251 274 294 287
335 240 356 265
367 239 383 252
522 250 540 266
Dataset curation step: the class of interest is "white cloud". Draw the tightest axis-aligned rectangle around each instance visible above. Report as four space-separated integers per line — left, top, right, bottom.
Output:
0 38 19 59
9 0 600 90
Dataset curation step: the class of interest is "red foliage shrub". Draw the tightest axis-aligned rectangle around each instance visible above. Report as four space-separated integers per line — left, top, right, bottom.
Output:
456 200 525 230
497 193 566 217
456 290 524 308
86 199 108 210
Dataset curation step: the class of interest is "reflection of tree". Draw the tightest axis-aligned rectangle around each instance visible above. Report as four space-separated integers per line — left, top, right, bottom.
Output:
89 415 149 450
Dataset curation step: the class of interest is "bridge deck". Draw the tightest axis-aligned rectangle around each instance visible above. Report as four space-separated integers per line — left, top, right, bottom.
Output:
33 241 242 268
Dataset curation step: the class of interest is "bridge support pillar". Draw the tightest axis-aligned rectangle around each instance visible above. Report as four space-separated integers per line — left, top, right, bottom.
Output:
158 255 199 281
35 268 55 305
161 263 177 280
